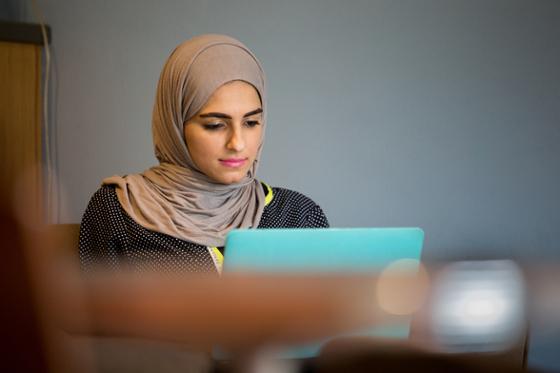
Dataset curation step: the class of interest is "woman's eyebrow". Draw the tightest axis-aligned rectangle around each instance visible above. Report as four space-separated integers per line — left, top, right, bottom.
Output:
199 108 263 119
243 108 263 117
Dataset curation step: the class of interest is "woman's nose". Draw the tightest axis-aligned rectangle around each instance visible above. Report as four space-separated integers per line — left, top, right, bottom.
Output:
226 128 245 152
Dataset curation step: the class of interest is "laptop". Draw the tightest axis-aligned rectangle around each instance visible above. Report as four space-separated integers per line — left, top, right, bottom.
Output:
221 227 425 358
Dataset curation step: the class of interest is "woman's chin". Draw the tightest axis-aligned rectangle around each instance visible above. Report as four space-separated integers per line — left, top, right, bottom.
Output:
212 172 247 185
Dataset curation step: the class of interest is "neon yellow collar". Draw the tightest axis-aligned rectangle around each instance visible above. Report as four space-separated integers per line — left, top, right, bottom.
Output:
263 182 274 206
211 181 274 274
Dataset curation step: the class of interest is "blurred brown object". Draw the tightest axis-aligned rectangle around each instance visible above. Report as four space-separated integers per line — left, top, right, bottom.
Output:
0 193 50 372
46 223 81 264
37 224 397 352
39 224 215 373
315 337 527 373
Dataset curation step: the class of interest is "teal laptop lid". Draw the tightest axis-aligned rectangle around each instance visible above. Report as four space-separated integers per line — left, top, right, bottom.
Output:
221 227 425 358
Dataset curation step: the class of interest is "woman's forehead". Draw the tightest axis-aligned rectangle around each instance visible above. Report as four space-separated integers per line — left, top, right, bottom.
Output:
199 81 262 114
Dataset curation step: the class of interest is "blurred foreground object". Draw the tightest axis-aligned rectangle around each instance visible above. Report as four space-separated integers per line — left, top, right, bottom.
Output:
430 260 526 353
315 260 530 373
316 337 526 373
0 193 50 372
4 171 553 372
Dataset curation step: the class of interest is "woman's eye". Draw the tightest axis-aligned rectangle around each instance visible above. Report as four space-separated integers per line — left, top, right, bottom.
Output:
203 123 225 130
245 120 261 128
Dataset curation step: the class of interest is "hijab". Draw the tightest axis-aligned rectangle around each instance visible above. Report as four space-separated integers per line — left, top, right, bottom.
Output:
102 34 267 247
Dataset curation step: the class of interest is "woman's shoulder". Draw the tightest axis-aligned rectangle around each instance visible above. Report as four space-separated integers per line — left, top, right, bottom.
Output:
261 183 330 228
82 184 121 218
267 185 319 208
88 184 118 203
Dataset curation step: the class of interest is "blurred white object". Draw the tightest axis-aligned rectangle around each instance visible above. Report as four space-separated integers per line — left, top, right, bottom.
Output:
430 260 526 353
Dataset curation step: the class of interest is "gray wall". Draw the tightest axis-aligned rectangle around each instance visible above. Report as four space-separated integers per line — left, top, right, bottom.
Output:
20 0 560 370
0 0 17 20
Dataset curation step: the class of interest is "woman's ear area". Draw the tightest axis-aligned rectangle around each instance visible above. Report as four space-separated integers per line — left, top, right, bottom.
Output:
182 118 192 146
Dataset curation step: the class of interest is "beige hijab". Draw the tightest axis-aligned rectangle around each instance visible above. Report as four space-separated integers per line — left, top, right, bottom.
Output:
103 34 267 247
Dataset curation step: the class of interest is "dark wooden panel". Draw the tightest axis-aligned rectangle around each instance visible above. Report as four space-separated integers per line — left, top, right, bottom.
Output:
0 41 42 193
0 21 51 45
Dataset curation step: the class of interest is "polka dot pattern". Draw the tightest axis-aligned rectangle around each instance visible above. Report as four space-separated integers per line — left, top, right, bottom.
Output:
79 183 329 273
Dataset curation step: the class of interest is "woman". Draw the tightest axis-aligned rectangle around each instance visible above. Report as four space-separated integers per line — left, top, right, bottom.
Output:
79 34 329 274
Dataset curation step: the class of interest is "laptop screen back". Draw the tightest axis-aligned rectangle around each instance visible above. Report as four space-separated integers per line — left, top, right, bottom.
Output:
221 227 425 358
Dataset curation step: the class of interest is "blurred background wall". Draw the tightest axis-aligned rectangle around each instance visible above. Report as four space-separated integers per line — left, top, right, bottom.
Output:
2 0 558 370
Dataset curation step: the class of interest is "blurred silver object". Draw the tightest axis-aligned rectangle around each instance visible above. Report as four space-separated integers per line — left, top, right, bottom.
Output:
430 260 526 353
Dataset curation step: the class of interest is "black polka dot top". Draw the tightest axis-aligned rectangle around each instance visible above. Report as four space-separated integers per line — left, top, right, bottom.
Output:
79 182 329 274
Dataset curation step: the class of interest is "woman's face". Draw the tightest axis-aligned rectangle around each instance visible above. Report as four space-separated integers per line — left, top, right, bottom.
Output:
184 80 263 184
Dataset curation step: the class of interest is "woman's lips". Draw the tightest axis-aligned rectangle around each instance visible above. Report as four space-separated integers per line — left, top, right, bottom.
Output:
219 158 247 168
